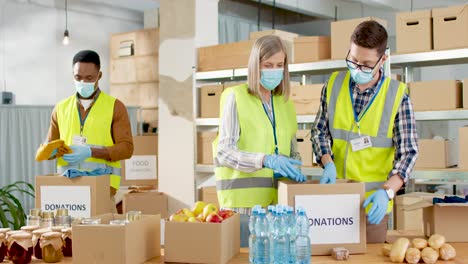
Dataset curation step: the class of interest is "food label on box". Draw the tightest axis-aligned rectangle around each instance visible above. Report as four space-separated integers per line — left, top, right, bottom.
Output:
125 155 157 180
295 194 361 244
40 186 91 218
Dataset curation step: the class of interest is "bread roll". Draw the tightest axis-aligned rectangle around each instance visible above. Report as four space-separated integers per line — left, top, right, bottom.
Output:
439 243 456 260
382 243 392 257
421 247 439 264
428 234 445 249
405 248 421 264
390 238 410 263
412 238 428 249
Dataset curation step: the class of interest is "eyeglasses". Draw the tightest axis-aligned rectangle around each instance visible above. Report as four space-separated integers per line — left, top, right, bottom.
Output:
345 50 384 74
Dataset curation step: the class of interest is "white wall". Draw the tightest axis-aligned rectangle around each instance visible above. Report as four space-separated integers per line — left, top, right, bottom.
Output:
0 0 143 105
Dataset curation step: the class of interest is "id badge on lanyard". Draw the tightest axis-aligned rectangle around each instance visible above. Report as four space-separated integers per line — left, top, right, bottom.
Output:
350 124 372 152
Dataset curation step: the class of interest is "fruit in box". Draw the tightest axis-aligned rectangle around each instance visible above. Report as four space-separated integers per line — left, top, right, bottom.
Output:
218 209 234 219
169 213 188 222
191 201 206 216
188 217 202 223
202 203 218 220
206 213 223 223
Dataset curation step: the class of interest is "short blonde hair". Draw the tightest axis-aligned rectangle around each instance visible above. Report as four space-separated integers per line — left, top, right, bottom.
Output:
247 35 290 101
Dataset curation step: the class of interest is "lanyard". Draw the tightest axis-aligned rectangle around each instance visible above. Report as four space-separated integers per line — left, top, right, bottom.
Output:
349 73 385 135
262 96 278 155
77 94 98 136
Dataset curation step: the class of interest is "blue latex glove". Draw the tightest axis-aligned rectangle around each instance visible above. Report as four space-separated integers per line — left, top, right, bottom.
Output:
62 145 91 164
320 162 337 184
363 189 389 225
264 155 305 182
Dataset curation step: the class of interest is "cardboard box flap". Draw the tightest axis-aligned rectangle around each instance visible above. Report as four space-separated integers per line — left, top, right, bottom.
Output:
402 200 433 211
435 202 468 207
294 36 330 44
433 4 468 18
398 9 432 21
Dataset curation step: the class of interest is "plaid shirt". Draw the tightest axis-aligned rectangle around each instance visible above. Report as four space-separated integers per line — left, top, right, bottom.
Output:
311 71 419 183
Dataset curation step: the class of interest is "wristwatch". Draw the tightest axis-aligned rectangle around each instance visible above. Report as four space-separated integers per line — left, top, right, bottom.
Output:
383 187 395 200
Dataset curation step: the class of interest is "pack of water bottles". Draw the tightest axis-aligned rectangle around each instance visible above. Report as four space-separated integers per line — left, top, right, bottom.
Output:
249 204 311 264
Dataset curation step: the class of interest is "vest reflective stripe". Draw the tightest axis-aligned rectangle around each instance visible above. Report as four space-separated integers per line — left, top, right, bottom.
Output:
56 92 121 190
213 84 297 208
326 71 407 214
216 177 274 190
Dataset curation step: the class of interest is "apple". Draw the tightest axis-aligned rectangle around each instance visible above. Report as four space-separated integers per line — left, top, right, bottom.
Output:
182 208 195 218
187 216 202 223
196 213 205 222
218 209 234 219
191 201 206 216
202 203 218 220
169 213 188 222
205 212 223 223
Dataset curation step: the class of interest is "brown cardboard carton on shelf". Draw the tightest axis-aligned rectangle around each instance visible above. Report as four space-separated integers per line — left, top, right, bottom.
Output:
35 175 113 218
110 29 159 59
278 180 366 255
464 79 468 109
296 130 313 167
433 4 468 50
122 191 168 218
250 29 298 63
73 214 161 264
386 230 426 244
198 186 219 208
164 213 240 264
110 82 158 108
409 80 462 111
403 200 468 242
459 126 468 169
198 131 218 165
121 135 158 187
415 139 457 168
395 192 445 231
396 9 432 54
198 40 254 72
290 84 323 115
331 17 387 59
294 36 331 63
199 84 223 118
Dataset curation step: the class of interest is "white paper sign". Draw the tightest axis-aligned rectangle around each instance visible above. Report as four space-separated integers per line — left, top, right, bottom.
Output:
125 155 157 180
295 194 361 245
40 186 91 218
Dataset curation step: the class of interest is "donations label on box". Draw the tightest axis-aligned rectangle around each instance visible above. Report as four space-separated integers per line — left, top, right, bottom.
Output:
40 186 91 218
295 194 361 244
125 155 157 180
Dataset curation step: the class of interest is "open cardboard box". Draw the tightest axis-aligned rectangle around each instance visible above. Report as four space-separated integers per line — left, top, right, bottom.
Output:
403 199 468 242
164 213 240 264
73 213 161 264
122 191 168 218
278 179 366 255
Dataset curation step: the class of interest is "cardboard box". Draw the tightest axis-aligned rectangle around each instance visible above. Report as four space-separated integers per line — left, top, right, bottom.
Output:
198 132 217 165
73 214 161 264
110 29 159 59
198 186 219 208
35 175 113 218
110 82 158 108
404 200 468 242
433 4 468 50
296 130 313 167
199 84 223 118
198 40 254 72
164 214 240 264
386 230 426 244
464 79 468 109
291 84 323 115
395 192 444 231
396 9 432 54
294 36 331 63
250 30 298 63
110 56 158 84
459 126 468 169
121 135 158 187
122 191 168 218
278 180 366 255
331 17 387 59
415 139 457 168
409 80 462 111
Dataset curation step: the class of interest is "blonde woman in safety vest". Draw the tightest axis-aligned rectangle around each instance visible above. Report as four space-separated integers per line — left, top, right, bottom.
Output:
41 50 134 211
311 21 419 243
213 35 306 246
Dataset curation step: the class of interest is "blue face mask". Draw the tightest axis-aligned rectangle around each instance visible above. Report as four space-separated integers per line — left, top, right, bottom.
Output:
349 67 375 85
75 80 96 98
260 68 284 91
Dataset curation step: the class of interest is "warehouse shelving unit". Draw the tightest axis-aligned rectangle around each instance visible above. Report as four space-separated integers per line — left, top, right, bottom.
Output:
193 47 468 193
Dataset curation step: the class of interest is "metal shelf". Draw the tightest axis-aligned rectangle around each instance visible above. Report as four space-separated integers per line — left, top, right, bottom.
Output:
196 115 315 127
412 168 468 181
195 48 468 80
415 110 468 121
196 164 322 176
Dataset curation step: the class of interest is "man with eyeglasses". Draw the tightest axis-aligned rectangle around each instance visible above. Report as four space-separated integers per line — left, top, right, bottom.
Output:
311 21 418 243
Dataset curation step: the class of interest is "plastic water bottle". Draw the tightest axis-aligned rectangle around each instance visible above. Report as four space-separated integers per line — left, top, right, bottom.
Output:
296 207 311 264
286 206 297 264
249 206 261 263
253 209 270 264
273 207 289 264
268 207 277 264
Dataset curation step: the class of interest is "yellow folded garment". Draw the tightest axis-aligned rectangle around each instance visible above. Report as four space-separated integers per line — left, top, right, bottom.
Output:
35 139 73 161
